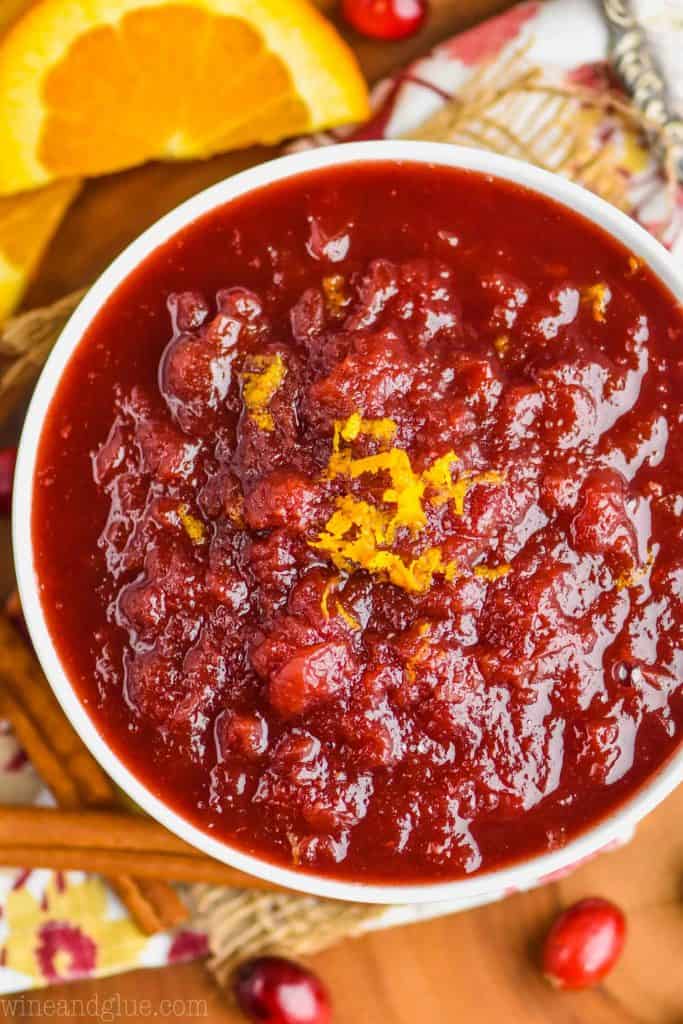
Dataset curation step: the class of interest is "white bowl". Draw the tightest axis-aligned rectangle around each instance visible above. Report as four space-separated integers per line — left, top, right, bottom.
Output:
14 140 683 905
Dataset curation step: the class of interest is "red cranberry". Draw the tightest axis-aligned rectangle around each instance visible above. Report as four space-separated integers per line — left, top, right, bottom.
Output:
542 898 626 989
270 641 352 717
233 957 331 1024
0 447 17 516
341 0 428 41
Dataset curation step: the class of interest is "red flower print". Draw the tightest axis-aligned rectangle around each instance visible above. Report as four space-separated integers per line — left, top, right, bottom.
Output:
567 61 622 92
35 922 97 982
443 2 540 65
168 929 209 963
3 748 29 772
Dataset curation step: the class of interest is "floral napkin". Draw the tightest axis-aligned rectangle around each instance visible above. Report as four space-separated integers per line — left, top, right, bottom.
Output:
1 0 683 994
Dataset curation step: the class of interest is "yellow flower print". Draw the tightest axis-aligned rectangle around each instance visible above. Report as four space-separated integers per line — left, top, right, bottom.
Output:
3 874 147 983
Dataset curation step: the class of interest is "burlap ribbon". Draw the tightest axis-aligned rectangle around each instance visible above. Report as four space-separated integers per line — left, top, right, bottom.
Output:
0 289 85 425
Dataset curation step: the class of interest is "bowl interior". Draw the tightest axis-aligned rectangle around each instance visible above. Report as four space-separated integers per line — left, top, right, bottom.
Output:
14 140 683 904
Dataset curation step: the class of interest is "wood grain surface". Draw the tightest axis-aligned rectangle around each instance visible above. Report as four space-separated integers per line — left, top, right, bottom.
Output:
2 1 682 1021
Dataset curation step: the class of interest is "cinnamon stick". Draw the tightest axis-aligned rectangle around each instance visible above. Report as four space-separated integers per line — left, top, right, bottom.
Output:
0 806 201 856
0 691 80 808
127 878 191 929
0 612 189 932
0 614 111 804
0 846 276 888
111 876 171 935
0 807 279 891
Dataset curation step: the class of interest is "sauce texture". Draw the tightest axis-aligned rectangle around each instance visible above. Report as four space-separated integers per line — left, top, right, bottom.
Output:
33 162 683 882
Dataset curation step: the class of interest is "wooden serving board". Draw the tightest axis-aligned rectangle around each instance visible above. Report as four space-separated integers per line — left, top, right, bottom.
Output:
2 2 682 1021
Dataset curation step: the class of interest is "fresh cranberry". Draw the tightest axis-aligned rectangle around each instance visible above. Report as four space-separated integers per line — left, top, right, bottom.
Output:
233 957 331 1024
0 447 17 516
542 898 626 989
341 0 428 41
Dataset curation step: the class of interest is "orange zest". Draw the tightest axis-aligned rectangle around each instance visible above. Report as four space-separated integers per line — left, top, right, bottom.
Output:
312 414 506 594
241 353 287 432
177 503 207 545
582 282 611 323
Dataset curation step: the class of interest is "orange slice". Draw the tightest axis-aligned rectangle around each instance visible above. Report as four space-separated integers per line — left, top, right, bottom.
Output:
0 178 79 321
0 0 368 196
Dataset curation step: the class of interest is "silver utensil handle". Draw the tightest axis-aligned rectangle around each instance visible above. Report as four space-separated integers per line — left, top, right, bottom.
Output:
603 0 683 181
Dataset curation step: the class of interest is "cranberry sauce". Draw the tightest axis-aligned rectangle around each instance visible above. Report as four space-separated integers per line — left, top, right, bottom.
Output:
33 162 683 882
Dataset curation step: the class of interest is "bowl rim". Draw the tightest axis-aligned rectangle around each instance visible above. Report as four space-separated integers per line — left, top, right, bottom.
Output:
13 139 683 905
